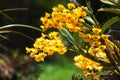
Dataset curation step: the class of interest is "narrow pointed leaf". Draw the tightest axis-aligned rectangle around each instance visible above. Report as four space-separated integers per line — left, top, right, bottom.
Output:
98 8 120 14
73 32 79 42
0 35 9 40
58 28 79 51
0 24 42 32
85 16 96 26
0 30 35 41
0 12 13 21
101 16 119 34
100 0 117 5
58 28 76 45
85 0 93 13
0 8 27 13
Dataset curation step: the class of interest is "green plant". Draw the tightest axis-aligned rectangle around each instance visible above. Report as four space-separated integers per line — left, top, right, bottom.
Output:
26 0 120 78
0 8 40 80
1 0 120 79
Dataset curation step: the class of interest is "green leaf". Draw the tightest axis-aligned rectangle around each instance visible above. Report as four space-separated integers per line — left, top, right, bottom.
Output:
0 35 9 40
73 32 79 42
58 28 76 45
0 8 27 13
84 8 100 28
0 30 35 41
101 16 120 34
100 0 117 5
0 24 42 32
0 8 27 21
83 8 92 16
0 12 13 21
98 8 120 14
85 16 96 27
58 28 79 51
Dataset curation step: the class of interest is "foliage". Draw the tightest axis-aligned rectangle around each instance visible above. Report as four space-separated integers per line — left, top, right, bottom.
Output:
99 0 120 14
0 7 41 80
1 0 120 80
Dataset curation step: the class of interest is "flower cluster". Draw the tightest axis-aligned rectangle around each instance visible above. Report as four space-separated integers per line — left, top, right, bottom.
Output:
26 3 119 76
79 28 108 61
74 27 109 75
74 55 103 76
40 3 86 32
26 31 67 62
75 26 120 75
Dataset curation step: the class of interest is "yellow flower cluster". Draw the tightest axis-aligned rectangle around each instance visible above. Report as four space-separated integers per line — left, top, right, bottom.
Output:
75 27 111 75
74 55 103 76
26 3 119 76
40 3 87 32
26 31 67 62
79 28 108 61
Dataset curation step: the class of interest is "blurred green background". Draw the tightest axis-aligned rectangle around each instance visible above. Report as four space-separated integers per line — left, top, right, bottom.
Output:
0 0 119 80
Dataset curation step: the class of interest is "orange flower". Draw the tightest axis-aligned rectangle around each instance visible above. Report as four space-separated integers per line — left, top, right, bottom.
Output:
92 35 100 41
92 28 101 34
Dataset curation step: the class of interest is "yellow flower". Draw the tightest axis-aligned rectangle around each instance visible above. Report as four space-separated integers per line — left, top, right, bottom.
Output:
96 66 103 72
52 7 58 12
92 35 100 41
97 51 107 59
61 13 67 19
74 55 103 76
45 46 55 55
73 21 80 27
91 41 101 46
45 12 50 19
62 8 70 13
35 53 47 62
92 28 101 34
53 22 59 27
68 25 75 32
98 45 106 50
81 11 87 17
26 47 38 58
51 12 59 18
80 26 89 32
40 17 48 24
88 47 95 55
53 18 61 24
79 32 85 38
88 47 100 55
74 27 80 32
30 52 36 58
46 20 53 27
57 48 67 54
26 47 31 53
48 31 58 39
83 34 91 42
79 19 85 23
74 55 81 63
66 13 73 22
41 33 46 38
40 25 48 31
101 34 108 40
58 4 65 11
68 3 75 9
29 49 38 58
